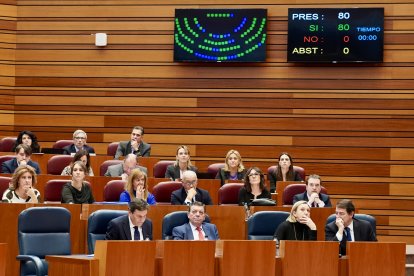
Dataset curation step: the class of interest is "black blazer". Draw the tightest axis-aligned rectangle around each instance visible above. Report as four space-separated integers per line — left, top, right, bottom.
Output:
215 168 246 186
1 158 41 175
105 214 153 240
325 218 377 255
63 144 95 155
165 165 198 181
114 141 151 159
293 191 332 207
171 187 213 205
268 170 302 193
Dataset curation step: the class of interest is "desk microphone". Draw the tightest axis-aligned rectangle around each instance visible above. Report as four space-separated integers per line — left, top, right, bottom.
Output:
204 235 209 240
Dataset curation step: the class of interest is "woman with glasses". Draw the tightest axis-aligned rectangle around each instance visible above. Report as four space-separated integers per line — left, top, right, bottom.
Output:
273 200 317 241
119 168 156 205
238 167 271 206
268 152 303 193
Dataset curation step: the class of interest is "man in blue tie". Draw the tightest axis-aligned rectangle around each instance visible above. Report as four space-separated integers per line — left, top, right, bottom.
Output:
325 199 376 255
105 199 152 241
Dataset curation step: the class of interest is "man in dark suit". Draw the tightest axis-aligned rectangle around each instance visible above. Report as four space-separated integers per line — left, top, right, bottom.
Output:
171 170 213 205
63 129 95 155
114 126 151 159
325 199 376 255
1 144 41 174
172 201 219 240
293 174 332 207
105 199 152 240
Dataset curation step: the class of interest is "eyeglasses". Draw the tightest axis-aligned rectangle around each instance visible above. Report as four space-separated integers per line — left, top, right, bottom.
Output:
74 137 86 140
248 173 260 177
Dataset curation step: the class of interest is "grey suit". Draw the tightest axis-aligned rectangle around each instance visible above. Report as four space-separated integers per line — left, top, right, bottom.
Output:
104 163 148 177
114 141 151 159
172 222 219 240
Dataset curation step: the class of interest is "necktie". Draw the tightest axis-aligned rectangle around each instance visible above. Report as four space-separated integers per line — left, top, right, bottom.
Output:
196 226 204 241
133 226 141 241
345 227 352 241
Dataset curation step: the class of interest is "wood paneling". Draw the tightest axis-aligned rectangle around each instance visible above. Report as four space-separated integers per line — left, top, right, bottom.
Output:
1 0 414 244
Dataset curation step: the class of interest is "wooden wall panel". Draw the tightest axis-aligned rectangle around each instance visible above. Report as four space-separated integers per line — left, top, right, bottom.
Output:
1 0 414 243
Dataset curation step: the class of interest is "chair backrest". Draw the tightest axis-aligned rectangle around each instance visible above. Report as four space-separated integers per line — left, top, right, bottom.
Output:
103 180 126 201
0 137 17 152
47 155 73 175
0 155 14 171
153 160 175 178
99 160 123 176
18 207 71 275
0 176 11 196
207 163 226 179
87 209 128 254
326 213 377 236
161 211 210 240
53 140 73 149
106 142 119 157
267 165 306 181
247 211 290 240
218 183 244 205
282 183 328 205
152 181 182 205
44 180 70 202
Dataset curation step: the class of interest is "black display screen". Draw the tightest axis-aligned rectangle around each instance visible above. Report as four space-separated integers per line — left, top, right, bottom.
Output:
287 8 384 63
174 9 267 62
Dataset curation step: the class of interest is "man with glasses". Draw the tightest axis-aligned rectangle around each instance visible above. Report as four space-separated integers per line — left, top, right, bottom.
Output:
114 126 151 159
104 154 147 180
325 199 376 255
172 201 219 240
63 129 95 155
293 174 332 207
171 170 213 205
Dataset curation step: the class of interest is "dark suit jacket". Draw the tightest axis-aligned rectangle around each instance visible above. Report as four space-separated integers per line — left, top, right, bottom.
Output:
114 141 151 159
215 168 246 186
171 187 213 205
1 158 41 175
165 165 198 181
268 170 303 193
172 222 219 240
293 191 332 207
105 214 153 240
325 218 377 255
63 144 95 155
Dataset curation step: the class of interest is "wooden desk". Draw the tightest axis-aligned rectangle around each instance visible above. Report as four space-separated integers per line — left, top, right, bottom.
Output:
157 240 215 276
279 241 339 276
216 240 275 276
275 181 304 206
95 240 156 276
0 243 6 276
346 242 405 276
47 255 99 276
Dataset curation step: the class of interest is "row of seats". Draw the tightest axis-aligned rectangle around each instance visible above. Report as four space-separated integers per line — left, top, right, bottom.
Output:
17 206 377 276
0 137 120 156
0 154 305 182
0 175 323 205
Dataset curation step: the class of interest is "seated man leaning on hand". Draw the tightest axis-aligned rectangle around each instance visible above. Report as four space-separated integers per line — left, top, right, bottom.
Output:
104 153 147 180
172 201 219 240
293 174 332 207
105 198 152 240
114 126 151 159
171 170 213 205
1 144 41 174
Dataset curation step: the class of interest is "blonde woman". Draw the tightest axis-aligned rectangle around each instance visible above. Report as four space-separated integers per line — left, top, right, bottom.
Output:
119 168 156 205
165 145 198 181
215 149 246 186
273 200 317 241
